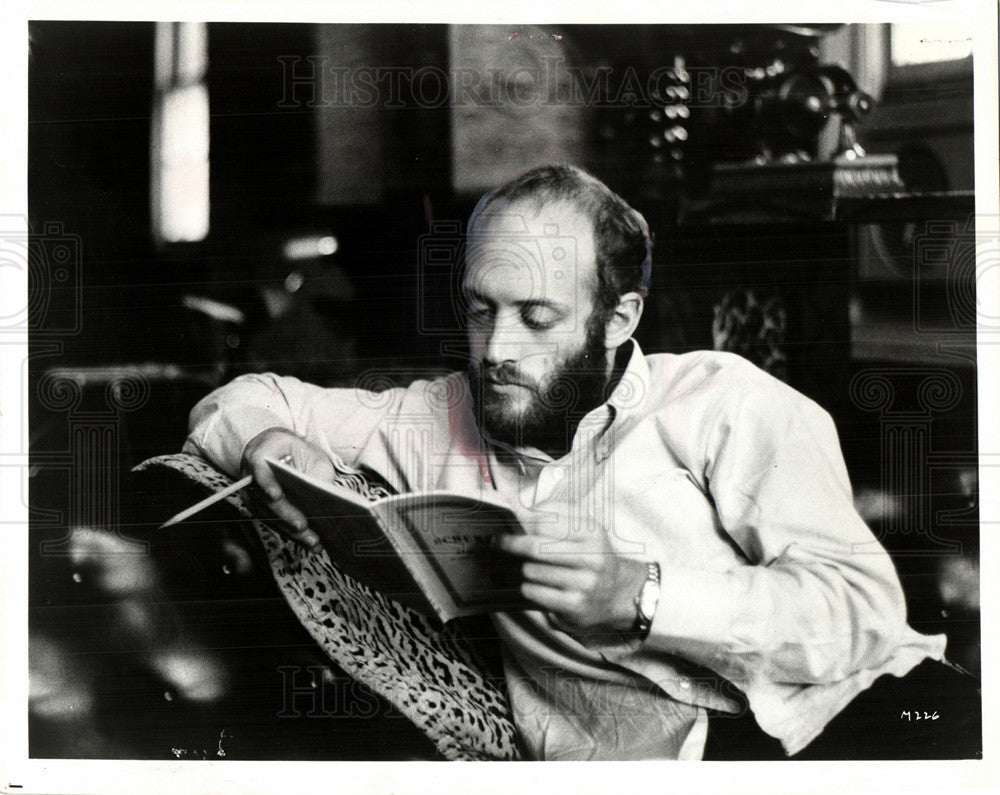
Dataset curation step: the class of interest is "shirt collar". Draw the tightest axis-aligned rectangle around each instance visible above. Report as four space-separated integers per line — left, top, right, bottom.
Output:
592 338 649 462
605 338 650 417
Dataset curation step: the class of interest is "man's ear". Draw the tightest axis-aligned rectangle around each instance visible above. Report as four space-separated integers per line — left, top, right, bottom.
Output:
604 292 644 349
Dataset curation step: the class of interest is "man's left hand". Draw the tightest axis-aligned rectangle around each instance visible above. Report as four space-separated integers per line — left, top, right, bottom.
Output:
494 519 650 639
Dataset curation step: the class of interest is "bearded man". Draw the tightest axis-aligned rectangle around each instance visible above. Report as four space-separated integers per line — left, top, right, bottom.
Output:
184 164 978 760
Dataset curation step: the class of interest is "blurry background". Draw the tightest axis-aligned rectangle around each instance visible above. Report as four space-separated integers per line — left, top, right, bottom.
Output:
26 22 979 759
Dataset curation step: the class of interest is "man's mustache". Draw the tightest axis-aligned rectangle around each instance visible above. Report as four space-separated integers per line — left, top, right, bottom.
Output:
473 362 536 391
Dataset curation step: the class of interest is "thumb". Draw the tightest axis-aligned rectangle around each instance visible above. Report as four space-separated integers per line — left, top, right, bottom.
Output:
248 457 283 502
307 449 338 483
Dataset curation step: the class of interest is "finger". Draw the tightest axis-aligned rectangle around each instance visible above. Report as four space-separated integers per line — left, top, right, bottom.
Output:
495 534 586 565
263 438 336 487
246 455 285 503
263 496 321 551
247 446 329 551
302 449 337 483
264 493 305 529
520 581 584 614
521 561 597 592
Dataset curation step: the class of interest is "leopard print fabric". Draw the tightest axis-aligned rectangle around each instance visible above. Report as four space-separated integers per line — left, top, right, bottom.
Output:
136 453 521 761
712 288 787 380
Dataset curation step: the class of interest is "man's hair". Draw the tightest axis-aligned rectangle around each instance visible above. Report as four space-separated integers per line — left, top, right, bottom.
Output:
467 164 653 313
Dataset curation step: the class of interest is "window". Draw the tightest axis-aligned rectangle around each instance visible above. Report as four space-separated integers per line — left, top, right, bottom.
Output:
151 22 210 243
887 21 973 86
890 22 973 67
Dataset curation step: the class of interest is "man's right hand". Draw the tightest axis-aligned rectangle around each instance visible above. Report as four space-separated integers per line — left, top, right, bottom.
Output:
241 427 337 551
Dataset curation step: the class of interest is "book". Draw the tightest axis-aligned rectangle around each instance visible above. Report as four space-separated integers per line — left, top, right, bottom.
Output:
266 457 531 623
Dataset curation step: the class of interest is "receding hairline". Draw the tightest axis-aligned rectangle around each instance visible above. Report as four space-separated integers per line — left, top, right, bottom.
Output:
467 195 597 237
464 197 603 311
466 164 652 307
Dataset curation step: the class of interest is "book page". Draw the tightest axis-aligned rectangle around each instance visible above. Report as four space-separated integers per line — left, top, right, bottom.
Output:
377 494 530 618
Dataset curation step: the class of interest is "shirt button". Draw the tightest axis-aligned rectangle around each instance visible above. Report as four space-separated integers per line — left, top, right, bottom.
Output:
680 677 691 689
551 467 565 481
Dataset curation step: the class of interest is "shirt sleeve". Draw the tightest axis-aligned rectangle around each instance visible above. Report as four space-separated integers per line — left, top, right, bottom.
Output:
642 388 910 688
182 372 401 477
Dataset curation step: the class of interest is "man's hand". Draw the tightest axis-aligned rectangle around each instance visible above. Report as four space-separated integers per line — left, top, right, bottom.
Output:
495 518 650 641
241 427 337 551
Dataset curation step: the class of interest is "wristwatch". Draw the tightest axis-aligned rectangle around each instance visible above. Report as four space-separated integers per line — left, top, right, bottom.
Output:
633 562 661 638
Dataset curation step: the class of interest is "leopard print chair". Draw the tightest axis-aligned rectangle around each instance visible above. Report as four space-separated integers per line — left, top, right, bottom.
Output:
133 452 522 761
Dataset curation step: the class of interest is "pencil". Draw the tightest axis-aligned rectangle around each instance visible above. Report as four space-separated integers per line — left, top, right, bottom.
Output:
159 474 255 528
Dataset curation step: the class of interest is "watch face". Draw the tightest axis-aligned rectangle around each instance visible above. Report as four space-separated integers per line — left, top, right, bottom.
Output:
639 581 661 621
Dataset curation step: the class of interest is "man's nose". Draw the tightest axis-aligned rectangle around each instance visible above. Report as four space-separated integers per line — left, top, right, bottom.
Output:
481 312 526 365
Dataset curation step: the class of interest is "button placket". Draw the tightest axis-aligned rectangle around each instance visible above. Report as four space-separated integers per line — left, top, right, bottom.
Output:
534 463 566 504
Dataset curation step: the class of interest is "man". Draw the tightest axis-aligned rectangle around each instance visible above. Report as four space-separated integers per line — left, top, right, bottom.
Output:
184 164 978 760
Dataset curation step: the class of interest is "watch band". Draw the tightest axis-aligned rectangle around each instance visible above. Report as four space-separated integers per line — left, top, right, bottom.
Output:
634 561 661 638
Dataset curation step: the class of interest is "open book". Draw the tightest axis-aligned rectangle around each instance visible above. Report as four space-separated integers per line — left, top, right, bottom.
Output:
266 457 531 623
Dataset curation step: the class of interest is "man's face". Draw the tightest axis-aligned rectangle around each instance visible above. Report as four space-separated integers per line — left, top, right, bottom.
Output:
462 199 611 450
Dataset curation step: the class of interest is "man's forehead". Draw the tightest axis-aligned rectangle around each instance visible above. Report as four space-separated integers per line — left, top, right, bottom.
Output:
469 197 594 239
467 198 596 273
464 199 596 301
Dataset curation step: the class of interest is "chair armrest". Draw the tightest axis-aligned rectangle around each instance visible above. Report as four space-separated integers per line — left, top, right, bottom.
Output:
134 452 521 760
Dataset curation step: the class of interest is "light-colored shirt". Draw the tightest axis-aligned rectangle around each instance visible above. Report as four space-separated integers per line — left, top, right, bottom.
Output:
183 341 946 759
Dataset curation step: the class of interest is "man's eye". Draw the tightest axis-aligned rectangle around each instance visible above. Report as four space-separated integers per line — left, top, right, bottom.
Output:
521 309 558 331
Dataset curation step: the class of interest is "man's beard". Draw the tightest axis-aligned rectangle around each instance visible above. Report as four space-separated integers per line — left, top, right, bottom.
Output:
469 316 612 452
